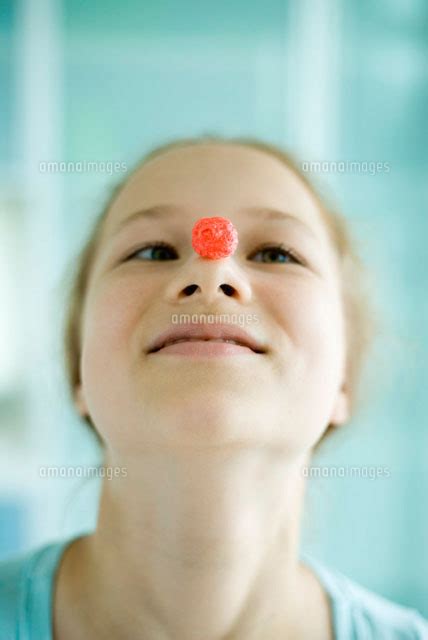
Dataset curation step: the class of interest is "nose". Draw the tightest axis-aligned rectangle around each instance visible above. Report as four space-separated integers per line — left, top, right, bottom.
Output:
164 255 252 307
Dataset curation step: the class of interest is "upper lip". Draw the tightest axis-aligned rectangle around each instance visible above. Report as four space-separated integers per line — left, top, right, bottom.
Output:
146 322 267 354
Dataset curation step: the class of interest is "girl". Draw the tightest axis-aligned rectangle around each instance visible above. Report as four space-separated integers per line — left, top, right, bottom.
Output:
1 137 427 639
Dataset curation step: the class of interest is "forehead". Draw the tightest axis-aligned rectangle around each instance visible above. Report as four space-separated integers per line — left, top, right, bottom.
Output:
101 143 327 239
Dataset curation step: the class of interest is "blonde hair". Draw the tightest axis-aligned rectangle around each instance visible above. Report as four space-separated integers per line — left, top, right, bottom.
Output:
62 135 376 449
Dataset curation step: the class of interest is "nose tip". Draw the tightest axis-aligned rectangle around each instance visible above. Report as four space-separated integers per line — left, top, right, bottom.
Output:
180 282 237 301
164 255 252 306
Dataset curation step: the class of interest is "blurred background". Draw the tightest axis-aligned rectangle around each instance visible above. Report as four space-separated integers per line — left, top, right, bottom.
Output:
0 0 427 616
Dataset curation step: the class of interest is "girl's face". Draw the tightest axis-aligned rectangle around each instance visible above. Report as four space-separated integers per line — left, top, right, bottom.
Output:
76 144 349 457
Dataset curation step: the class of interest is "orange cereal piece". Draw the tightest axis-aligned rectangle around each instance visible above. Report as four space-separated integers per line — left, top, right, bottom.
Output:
191 217 238 259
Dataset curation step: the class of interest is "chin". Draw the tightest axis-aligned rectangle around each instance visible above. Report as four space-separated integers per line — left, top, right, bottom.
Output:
148 396 273 447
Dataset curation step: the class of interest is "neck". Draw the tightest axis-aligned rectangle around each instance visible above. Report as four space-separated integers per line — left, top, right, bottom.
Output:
65 447 314 640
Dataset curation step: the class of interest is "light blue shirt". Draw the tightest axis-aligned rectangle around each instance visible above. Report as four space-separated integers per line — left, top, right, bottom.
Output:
0 534 427 639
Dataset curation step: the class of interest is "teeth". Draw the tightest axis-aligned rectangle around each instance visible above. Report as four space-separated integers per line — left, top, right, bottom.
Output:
164 337 244 347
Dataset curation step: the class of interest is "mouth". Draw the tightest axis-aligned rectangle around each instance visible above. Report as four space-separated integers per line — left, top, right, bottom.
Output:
146 323 268 356
149 339 261 357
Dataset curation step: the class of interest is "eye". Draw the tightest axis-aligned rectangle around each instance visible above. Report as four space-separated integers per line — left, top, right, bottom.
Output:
124 241 178 261
249 243 304 265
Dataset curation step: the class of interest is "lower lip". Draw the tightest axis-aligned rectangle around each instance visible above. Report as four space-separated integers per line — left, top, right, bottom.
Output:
149 340 259 357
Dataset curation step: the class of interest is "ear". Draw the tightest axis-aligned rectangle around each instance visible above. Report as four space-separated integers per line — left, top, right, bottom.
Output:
329 381 350 426
74 384 89 418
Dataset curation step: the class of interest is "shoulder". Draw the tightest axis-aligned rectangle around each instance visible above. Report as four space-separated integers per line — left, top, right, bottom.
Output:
341 573 428 639
0 545 39 637
0 556 19 637
0 537 76 639
303 554 428 639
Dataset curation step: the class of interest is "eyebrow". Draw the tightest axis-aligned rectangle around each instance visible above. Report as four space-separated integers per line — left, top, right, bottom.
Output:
112 204 318 239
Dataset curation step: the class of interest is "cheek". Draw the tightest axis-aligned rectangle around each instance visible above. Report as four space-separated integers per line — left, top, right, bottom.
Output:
262 275 347 441
265 276 346 374
80 275 156 375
